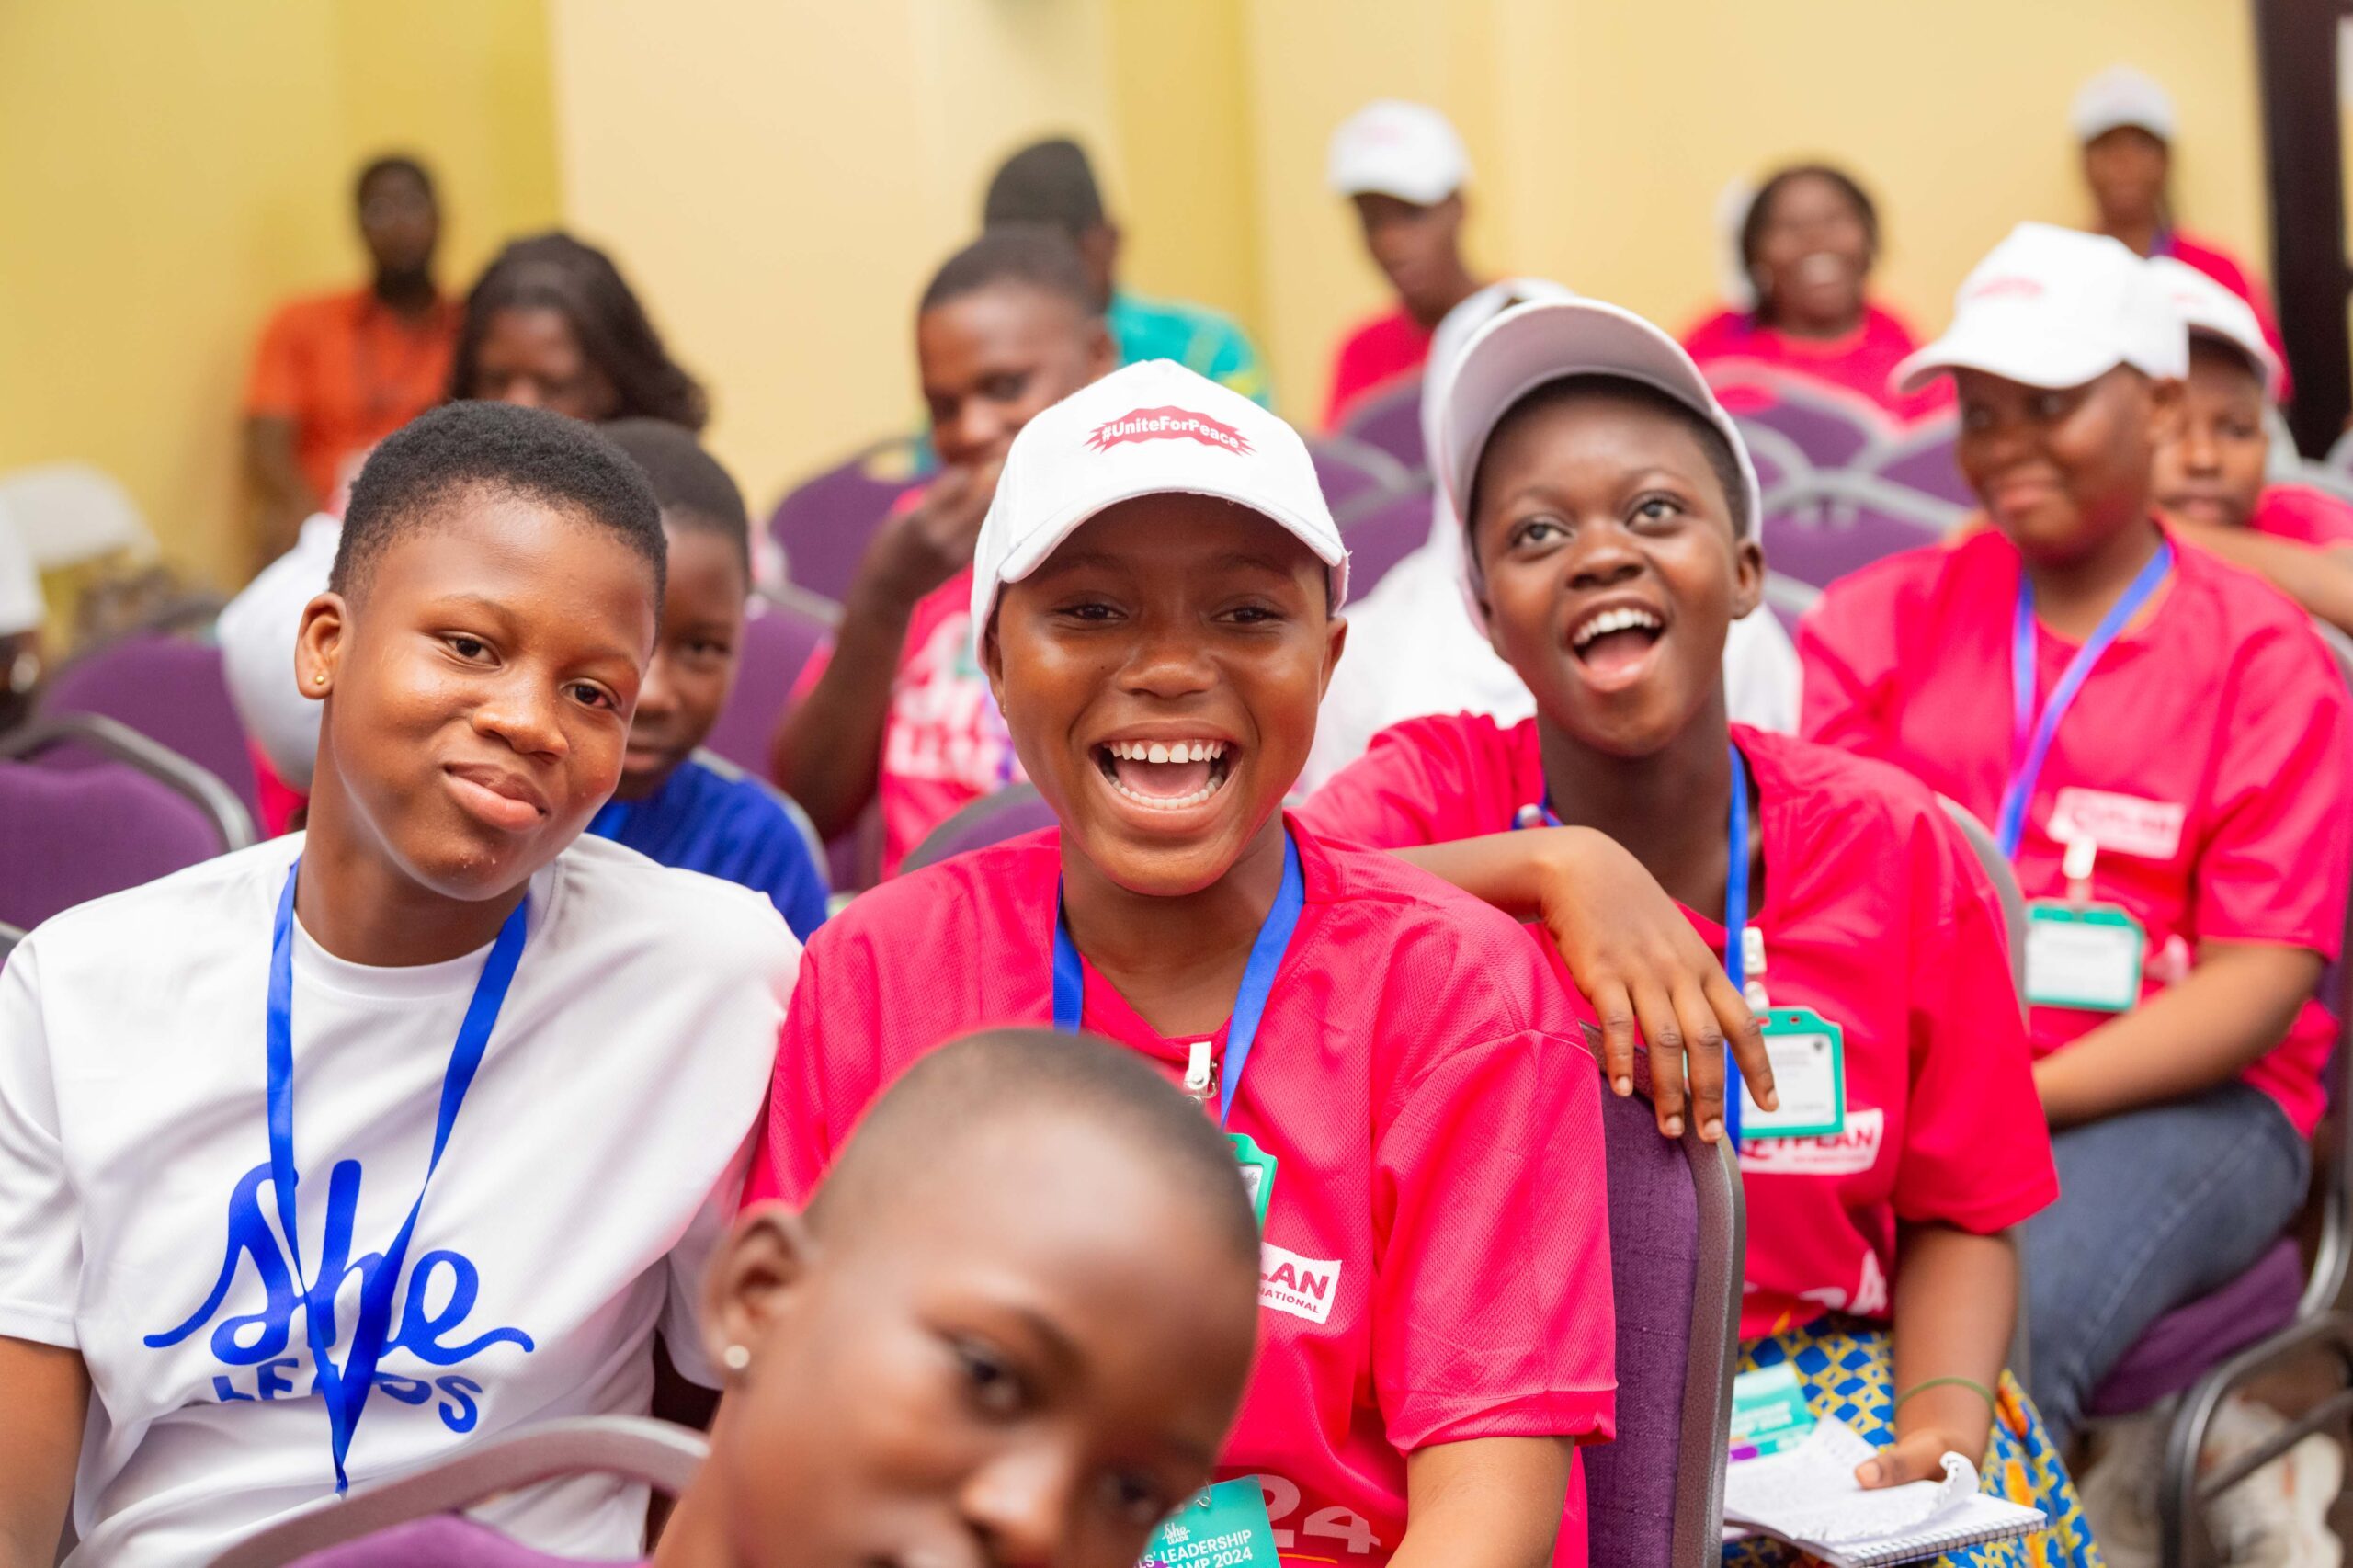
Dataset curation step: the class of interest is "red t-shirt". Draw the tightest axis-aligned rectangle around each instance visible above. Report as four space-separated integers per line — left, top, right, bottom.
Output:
1300 720 2058 1339
2159 229 2294 405
1324 305 1431 431
745 821 1616 1566
787 554 1026 878
1681 302 1952 423
2250 483 2353 550
1799 527 2353 1134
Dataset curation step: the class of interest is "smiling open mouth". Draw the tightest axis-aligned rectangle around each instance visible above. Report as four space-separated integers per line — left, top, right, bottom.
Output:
1570 606 1665 677
1094 739 1233 810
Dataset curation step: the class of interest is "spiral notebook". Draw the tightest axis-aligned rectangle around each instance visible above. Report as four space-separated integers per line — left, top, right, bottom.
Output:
1723 1416 2045 1567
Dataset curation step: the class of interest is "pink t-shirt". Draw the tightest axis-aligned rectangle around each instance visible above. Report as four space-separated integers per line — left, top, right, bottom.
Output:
1324 305 1431 431
745 821 1616 1567
1799 527 2353 1135
2160 229 2294 405
1682 301 1952 423
787 559 1025 879
1300 721 2058 1339
2250 483 2353 550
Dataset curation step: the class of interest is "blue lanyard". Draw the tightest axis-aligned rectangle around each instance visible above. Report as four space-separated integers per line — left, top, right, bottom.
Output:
1051 831 1303 1129
1517 743 1752 1142
1995 542 2173 858
266 862 528 1492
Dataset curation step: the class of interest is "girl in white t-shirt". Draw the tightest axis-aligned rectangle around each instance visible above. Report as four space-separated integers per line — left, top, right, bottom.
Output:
0 402 799 1568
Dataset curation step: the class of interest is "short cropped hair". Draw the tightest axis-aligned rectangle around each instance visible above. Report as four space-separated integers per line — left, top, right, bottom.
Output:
333 401 666 606
918 226 1100 323
1472 373 1753 540
983 137 1107 238
601 418 751 578
356 153 433 208
809 1028 1261 1270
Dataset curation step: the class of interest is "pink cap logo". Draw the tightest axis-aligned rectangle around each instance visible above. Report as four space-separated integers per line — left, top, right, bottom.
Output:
1968 276 2046 303
1086 406 1254 457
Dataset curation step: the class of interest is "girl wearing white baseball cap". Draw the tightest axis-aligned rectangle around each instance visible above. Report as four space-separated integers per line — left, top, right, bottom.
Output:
1803 222 2353 1454
2146 256 2353 635
1301 296 2099 1563
749 358 1787 1568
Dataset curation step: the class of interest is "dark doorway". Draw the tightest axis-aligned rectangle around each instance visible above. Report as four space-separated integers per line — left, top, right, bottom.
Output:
2256 0 2353 453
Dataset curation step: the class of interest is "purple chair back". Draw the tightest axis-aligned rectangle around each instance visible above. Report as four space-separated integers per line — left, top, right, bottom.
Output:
699 592 835 778
1721 374 1895 471
0 757 223 928
767 437 926 603
1586 1073 1744 1567
899 785 1057 876
1859 415 1971 508
1336 376 1427 472
1333 485 1435 601
40 630 261 820
1757 472 1959 593
1308 437 1414 516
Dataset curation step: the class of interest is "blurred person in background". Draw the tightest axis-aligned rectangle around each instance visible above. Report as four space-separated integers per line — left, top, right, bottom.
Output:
2074 64 2291 403
244 154 458 568
0 501 41 733
983 137 1269 407
1682 164 1949 423
2148 256 2353 635
449 232 709 428
1322 100 1487 431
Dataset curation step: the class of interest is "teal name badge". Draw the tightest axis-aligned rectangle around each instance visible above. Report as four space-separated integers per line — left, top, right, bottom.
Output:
1738 1007 1846 1141
1141 1477 1280 1568
1229 1132 1276 1228
1728 1362 1817 1461
2024 902 2144 1013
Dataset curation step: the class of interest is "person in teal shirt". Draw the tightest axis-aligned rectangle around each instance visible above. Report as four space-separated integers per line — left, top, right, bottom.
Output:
983 137 1271 407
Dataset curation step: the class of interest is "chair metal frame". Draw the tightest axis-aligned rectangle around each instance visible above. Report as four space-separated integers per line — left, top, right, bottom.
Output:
2141 619 2353 1567
0 711 256 851
1731 420 1816 492
1757 468 1970 535
0 921 22 963
206 1415 708 1568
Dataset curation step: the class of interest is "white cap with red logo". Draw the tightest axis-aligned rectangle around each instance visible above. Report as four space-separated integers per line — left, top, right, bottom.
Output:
1326 100 1470 206
1893 222 2187 394
2147 255 2282 397
2071 64 2177 143
969 358 1351 633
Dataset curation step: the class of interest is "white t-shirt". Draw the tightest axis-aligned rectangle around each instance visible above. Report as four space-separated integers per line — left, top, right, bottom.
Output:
0 834 798 1568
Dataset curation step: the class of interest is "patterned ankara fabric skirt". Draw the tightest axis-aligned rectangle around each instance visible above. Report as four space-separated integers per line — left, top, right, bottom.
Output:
1721 1314 2102 1568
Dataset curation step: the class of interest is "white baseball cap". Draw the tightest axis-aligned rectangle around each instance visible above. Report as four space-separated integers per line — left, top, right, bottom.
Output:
1326 100 1470 206
0 498 41 640
2148 255 2281 396
1436 297 1762 561
2072 65 2177 143
969 359 1349 633
1893 222 2188 394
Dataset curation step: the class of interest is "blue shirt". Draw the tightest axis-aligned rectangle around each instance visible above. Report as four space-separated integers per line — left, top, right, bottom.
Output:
587 756 828 940
1107 290 1272 407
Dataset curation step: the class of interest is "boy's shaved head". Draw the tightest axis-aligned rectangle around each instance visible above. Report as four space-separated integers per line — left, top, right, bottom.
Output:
335 400 667 606
811 1028 1260 1269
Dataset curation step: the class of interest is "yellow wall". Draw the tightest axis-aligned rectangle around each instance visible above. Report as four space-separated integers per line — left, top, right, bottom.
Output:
0 0 561 591
1241 0 2270 425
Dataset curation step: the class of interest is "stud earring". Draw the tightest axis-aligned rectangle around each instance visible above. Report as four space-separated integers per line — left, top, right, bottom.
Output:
313 671 328 687
722 1344 752 1375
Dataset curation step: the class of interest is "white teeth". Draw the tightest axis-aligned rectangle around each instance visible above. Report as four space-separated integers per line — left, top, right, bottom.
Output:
1573 606 1664 647
1106 772 1226 809
1105 740 1229 762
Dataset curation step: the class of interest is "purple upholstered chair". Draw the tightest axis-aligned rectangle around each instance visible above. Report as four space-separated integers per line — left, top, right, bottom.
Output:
1857 414 1971 509
699 588 835 778
898 785 1058 876
2070 620 2353 1567
210 1416 704 1568
39 629 262 822
1718 371 1895 471
766 435 927 604
1308 436 1414 516
1756 471 1959 593
1586 1064 1745 1567
1336 375 1427 472
1333 484 1436 601
0 713 251 928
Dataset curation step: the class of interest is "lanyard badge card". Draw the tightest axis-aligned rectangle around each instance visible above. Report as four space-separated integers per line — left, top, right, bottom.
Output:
1140 1478 1281 1567
2024 838 2146 1013
1729 930 1846 1142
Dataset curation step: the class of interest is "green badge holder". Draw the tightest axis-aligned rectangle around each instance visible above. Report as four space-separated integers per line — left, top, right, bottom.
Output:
1741 1006 1847 1141
1229 1132 1276 1228
2024 903 2145 1013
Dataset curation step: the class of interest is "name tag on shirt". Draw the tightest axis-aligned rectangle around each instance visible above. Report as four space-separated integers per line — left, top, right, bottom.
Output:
2048 789 2185 862
1739 1008 1846 1141
2025 903 2145 1013
1142 1477 1280 1567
